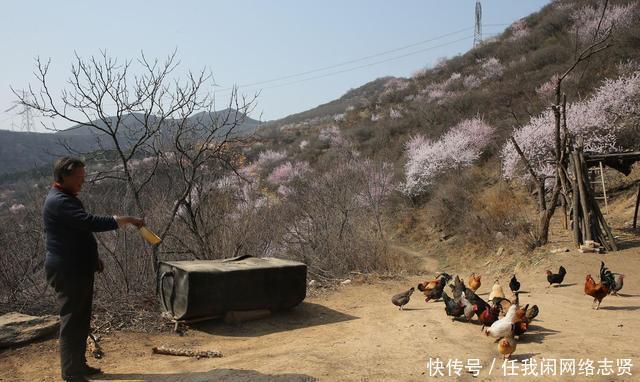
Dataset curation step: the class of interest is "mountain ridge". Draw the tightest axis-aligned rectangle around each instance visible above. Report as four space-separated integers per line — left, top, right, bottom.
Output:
0 108 261 174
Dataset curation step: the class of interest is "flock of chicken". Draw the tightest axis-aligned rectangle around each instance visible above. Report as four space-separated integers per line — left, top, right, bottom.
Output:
391 261 625 360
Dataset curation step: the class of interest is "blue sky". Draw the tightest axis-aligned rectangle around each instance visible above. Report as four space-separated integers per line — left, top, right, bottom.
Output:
0 0 549 132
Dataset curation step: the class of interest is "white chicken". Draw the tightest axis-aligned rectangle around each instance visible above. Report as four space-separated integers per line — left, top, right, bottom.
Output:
484 305 517 339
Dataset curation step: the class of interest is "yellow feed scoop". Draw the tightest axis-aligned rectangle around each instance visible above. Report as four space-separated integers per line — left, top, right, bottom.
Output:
139 226 162 245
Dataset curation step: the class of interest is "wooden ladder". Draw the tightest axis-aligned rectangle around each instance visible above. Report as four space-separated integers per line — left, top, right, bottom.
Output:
588 161 609 215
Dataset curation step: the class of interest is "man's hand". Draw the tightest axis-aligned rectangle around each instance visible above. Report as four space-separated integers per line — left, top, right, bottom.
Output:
96 258 104 273
128 217 145 228
114 216 145 228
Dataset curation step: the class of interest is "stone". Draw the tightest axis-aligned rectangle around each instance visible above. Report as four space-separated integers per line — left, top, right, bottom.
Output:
0 312 59 348
340 279 352 285
579 245 599 253
584 240 601 248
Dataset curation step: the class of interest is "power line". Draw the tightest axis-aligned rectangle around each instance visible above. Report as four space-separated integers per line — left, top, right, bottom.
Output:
216 26 474 91
254 35 475 92
214 34 480 96
217 24 510 92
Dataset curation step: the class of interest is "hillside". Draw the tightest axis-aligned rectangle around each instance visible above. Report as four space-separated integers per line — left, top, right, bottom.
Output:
264 76 395 127
257 0 640 162
0 109 261 175
0 130 101 175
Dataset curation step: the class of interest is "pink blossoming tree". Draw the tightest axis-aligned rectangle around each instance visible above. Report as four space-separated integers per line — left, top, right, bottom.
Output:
402 117 494 197
508 19 529 41
319 125 345 147
571 3 637 43
502 70 640 182
480 57 504 80
267 161 311 185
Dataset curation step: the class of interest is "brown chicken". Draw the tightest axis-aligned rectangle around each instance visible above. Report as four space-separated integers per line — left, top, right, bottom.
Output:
512 301 531 338
468 273 481 292
514 304 529 323
418 279 440 292
585 275 608 309
418 273 452 294
513 320 529 337
585 262 616 310
475 304 500 329
498 336 517 360
424 278 448 302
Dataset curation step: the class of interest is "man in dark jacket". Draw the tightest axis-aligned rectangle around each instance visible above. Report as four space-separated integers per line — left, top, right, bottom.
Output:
44 157 144 382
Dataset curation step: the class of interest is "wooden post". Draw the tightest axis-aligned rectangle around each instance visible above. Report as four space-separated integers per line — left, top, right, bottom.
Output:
598 161 609 215
569 154 581 246
572 151 592 241
634 183 640 229
578 150 617 252
591 197 617 251
562 193 568 230
558 171 569 230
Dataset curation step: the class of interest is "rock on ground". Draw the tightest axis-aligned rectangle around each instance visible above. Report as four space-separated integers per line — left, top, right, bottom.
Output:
0 312 59 348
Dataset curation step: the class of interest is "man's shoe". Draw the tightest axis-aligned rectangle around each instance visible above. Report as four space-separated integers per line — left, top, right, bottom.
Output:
62 375 89 382
82 364 103 375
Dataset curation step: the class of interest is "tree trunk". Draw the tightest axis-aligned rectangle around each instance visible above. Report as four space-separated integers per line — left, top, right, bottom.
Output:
537 181 547 212
537 173 562 245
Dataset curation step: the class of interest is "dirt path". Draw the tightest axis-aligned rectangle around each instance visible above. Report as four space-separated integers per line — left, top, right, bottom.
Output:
2 240 640 381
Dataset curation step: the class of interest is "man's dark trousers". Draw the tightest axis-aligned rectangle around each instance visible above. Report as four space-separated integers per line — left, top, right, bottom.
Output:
46 267 94 378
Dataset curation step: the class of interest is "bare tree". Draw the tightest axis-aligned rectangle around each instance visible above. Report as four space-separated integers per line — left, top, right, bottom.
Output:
14 51 257 271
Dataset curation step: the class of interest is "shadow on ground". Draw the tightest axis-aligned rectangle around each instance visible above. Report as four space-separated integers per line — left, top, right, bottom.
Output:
511 353 540 363
615 293 640 297
553 283 578 288
598 305 640 311
192 302 358 337
93 368 317 382
614 227 640 251
519 323 560 344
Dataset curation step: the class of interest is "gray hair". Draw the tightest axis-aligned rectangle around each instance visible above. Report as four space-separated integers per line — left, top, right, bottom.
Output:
53 156 85 183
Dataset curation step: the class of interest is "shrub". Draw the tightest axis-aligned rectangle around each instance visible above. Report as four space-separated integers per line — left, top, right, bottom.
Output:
424 168 535 250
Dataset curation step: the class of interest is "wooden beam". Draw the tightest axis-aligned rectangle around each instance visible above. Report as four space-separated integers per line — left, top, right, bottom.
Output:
572 151 592 242
579 150 617 251
569 154 582 247
634 183 640 229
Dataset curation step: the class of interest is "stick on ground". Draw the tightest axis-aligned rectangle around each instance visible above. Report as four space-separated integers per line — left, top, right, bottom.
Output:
151 345 223 359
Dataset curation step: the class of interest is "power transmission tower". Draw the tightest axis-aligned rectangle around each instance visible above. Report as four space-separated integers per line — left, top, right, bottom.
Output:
474 1 483 47
3 91 35 132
